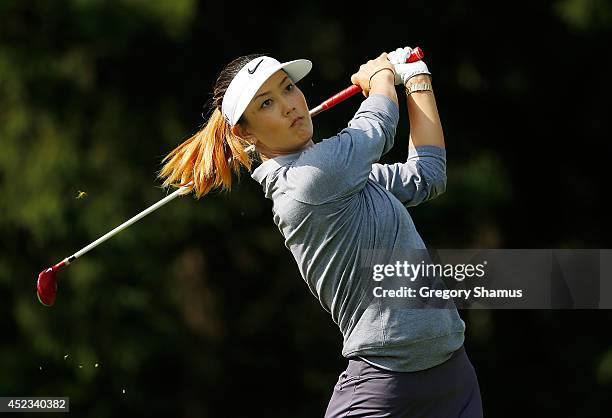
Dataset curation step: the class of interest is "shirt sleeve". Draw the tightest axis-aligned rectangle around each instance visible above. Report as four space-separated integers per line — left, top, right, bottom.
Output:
281 94 400 205
369 145 447 207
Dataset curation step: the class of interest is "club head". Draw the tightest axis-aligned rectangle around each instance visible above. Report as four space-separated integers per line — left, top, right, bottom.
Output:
37 267 57 307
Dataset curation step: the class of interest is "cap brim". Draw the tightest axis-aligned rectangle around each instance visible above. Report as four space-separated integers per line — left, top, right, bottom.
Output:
279 59 312 84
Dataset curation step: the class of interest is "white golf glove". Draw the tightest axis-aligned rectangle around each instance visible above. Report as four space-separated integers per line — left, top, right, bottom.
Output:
388 46 431 86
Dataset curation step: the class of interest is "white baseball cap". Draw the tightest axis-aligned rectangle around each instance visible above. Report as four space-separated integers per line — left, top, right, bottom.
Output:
221 56 312 127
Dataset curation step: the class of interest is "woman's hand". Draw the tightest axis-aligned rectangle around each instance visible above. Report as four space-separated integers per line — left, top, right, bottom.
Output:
350 53 396 98
388 46 431 86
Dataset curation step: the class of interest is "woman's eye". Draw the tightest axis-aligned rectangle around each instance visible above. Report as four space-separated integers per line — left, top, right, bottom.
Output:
286 83 294 91
261 99 272 108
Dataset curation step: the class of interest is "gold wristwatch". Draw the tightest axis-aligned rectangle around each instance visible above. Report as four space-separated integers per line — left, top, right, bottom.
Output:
405 81 433 95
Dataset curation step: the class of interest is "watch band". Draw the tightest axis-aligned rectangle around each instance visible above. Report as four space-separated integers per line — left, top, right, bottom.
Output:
406 82 433 95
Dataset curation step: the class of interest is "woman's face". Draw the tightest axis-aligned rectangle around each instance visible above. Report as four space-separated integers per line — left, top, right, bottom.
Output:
232 70 313 156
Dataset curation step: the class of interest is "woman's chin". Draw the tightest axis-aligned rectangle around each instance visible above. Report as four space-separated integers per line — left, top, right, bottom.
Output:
298 137 313 150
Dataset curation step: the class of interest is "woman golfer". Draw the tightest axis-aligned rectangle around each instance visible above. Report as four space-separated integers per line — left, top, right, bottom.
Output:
158 47 483 417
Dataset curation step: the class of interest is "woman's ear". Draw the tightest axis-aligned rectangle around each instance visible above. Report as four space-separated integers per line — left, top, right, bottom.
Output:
231 124 256 145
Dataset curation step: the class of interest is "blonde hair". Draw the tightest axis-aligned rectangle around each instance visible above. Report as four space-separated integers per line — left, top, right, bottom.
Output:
157 109 253 199
157 54 264 199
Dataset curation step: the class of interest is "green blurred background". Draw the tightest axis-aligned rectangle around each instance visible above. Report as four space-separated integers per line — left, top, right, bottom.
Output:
1 0 611 416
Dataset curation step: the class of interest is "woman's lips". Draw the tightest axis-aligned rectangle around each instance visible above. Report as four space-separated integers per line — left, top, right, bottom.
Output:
291 117 303 127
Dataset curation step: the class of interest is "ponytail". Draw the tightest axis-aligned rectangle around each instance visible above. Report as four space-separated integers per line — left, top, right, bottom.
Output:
157 108 253 199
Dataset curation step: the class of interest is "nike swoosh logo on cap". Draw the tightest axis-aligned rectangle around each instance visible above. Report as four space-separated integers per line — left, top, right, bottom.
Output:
247 59 264 74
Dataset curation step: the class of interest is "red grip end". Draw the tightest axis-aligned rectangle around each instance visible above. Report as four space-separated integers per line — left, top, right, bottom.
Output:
407 47 424 63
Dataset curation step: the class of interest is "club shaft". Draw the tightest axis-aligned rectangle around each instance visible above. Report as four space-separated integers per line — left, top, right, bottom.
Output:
68 185 190 263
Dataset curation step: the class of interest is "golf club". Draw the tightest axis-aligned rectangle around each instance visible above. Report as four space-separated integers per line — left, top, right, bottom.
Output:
36 47 425 306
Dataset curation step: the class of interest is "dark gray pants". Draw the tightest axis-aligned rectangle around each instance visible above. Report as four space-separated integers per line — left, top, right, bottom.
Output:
324 346 483 418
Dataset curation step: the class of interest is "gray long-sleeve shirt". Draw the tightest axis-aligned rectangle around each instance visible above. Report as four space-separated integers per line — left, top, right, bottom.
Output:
251 94 465 372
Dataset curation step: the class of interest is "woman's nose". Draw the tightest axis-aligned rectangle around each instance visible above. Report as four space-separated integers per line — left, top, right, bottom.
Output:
281 99 295 116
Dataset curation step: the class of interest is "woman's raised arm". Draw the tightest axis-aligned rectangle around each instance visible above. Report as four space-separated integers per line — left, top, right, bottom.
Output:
405 74 445 150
